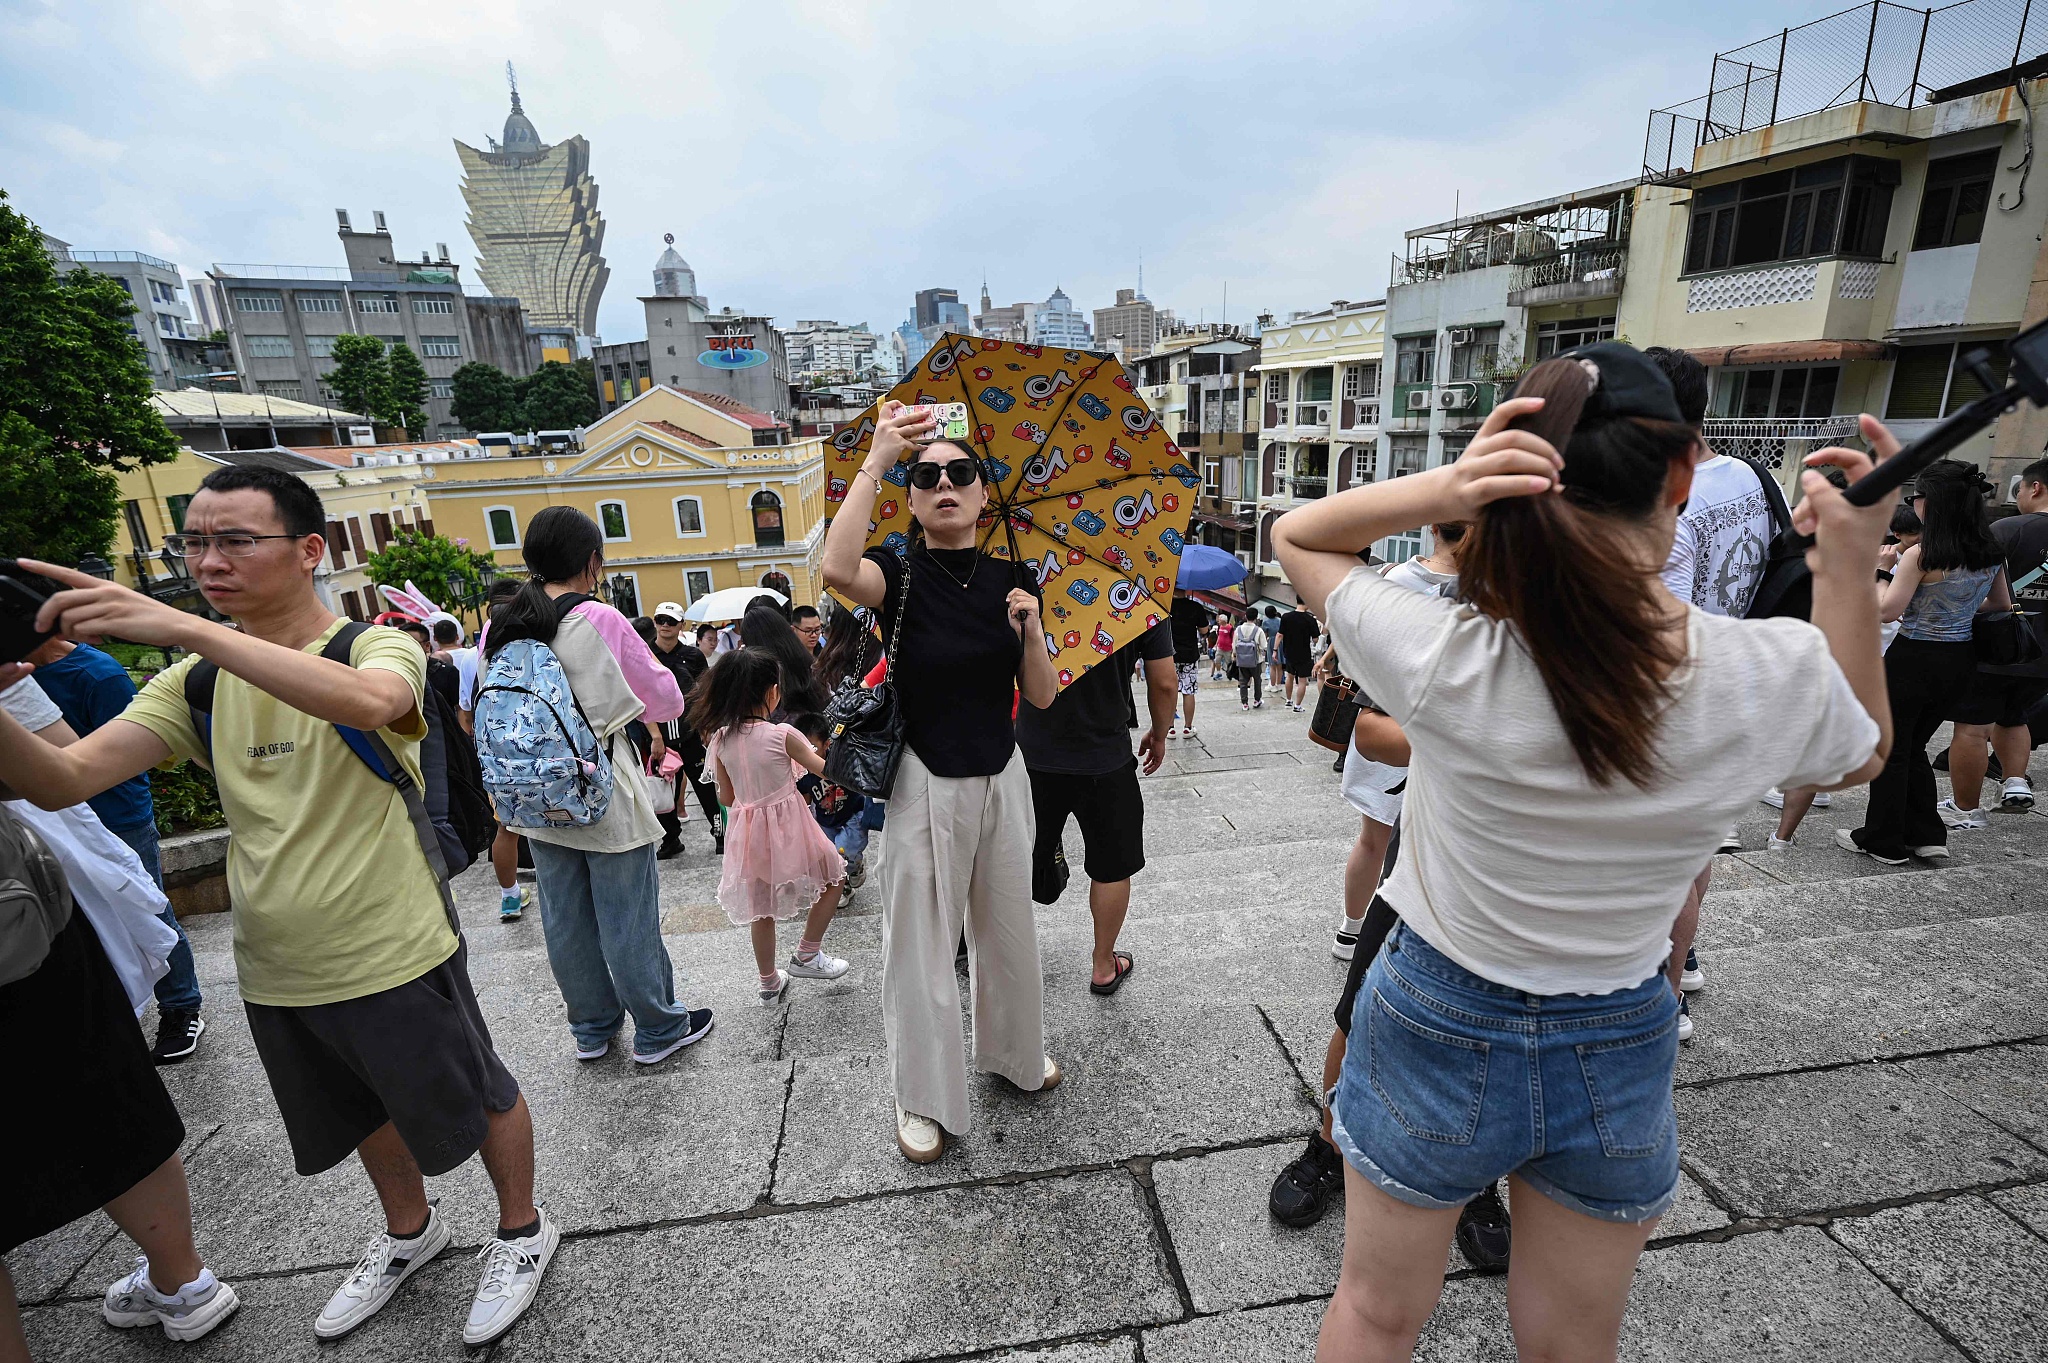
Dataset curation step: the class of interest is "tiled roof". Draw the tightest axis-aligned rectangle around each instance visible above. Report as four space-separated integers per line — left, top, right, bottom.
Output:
197 447 337 474
645 419 717 448
675 388 781 429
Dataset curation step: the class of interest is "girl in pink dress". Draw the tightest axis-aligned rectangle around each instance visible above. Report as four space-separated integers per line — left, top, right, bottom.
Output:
691 650 851 1005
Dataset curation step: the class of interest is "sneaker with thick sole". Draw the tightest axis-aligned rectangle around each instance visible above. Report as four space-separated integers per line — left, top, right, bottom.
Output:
1679 948 1704 993
787 951 849 980
1676 994 1695 1044
759 969 792 1006
499 888 527 922
1912 844 1951 860
846 858 868 891
1332 929 1359 961
634 1007 716 1064
1766 835 1797 851
1268 1132 1344 1227
151 1009 205 1064
103 1260 241 1342
462 1208 559 1346
575 1033 615 1062
2002 776 2036 810
1936 798 1989 830
1716 825 1743 854
314 1208 450 1339
897 1104 944 1163
1835 827 1910 865
1454 1183 1511 1274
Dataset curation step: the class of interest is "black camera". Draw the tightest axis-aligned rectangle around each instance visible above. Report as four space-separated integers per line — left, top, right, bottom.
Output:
0 561 60 666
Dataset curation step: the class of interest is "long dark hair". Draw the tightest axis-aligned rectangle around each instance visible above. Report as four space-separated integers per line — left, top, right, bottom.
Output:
687 648 780 741
1913 459 2004 572
1461 357 1698 788
817 601 881 691
738 602 828 715
483 506 603 660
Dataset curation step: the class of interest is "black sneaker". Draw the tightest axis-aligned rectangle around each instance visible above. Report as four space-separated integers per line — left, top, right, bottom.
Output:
1268 1132 1344 1228
655 836 683 861
1455 1182 1510 1273
152 1009 205 1064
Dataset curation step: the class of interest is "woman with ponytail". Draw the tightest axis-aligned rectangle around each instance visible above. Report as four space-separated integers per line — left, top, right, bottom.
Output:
1274 344 1892 1362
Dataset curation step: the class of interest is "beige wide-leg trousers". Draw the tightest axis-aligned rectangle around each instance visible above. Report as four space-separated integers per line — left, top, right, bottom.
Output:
879 748 1047 1135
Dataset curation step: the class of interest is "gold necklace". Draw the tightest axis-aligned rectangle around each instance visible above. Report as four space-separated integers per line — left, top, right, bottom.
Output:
922 541 977 590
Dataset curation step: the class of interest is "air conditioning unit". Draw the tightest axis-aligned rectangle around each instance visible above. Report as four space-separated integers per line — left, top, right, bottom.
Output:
1437 386 1474 411
1404 389 1435 412
1447 328 1474 347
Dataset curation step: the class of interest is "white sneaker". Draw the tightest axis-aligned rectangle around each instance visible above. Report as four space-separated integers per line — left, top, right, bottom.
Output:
1676 996 1694 1043
2001 776 2036 810
1679 949 1705 993
1760 788 1831 809
1912 844 1951 860
462 1207 559 1346
314 1207 450 1339
1766 834 1797 851
896 1104 944 1163
103 1259 240 1342
787 950 849 980
1332 928 1358 961
759 968 791 1006
1936 798 1989 830
1716 825 1743 854
1835 827 1909 865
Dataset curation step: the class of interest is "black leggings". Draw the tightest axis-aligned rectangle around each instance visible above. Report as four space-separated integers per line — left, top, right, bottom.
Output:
659 730 723 836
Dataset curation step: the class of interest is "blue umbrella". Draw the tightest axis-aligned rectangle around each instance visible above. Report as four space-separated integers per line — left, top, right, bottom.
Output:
1176 543 1248 590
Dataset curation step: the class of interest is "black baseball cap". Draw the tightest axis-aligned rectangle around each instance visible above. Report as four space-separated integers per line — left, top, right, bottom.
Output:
1555 342 1685 426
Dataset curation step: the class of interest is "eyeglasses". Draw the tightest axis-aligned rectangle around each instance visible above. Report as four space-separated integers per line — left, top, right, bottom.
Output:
908 458 982 491
162 533 306 559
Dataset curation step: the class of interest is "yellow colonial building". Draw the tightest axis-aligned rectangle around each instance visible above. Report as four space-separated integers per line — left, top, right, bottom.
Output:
421 385 827 617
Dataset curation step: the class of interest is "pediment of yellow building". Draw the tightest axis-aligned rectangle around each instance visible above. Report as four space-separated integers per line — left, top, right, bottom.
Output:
569 426 730 477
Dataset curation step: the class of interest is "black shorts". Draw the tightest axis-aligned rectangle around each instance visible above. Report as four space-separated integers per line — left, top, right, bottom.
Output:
1 911 185 1253
1951 670 2048 729
1028 760 1146 885
1283 653 1313 678
245 940 519 1178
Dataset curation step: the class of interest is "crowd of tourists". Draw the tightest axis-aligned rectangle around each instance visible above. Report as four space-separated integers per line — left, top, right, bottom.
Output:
1 339 2043 1360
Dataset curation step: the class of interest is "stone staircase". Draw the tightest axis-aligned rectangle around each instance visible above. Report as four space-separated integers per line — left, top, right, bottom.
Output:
14 677 2047 1362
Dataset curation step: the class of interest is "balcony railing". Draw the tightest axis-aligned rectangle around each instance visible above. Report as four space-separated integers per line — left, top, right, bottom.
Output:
70 249 180 271
1509 243 1627 298
1703 416 1861 470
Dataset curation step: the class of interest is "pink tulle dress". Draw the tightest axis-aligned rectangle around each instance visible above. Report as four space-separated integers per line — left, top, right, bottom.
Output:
705 720 846 924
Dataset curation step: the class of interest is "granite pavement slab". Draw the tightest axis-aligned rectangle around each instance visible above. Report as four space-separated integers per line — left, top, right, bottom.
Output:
1902 1040 2048 1146
1141 1299 1327 1363
1830 1195 2048 1363
1988 1181 2048 1236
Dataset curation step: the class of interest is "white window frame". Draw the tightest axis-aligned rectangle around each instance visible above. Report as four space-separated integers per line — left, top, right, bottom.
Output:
420 334 462 358
245 335 295 358
303 335 340 358
412 296 455 315
673 496 706 538
1264 372 1289 402
1352 446 1378 484
357 294 401 314
428 378 454 399
233 291 283 313
596 500 631 543
297 294 341 314
685 568 715 601
484 505 521 549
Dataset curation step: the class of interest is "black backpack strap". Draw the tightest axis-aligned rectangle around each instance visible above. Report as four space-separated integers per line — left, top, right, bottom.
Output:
182 659 222 767
551 591 595 622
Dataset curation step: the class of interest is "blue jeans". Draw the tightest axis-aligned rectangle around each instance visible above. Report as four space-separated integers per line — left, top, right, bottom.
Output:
110 820 202 1013
831 818 869 865
527 839 693 1056
1331 924 1681 1225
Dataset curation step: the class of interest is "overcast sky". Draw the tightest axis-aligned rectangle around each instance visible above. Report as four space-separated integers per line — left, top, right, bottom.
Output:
5 0 1802 344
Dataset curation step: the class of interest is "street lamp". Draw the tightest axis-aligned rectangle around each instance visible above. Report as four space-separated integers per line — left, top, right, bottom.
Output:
77 553 114 580
606 573 637 616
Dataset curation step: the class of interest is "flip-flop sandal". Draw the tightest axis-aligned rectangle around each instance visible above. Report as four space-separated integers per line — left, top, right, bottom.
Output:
1090 951 1135 996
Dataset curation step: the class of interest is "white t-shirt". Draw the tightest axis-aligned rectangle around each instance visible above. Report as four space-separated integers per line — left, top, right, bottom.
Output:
1325 564 1878 995
2 678 63 732
1661 453 1774 618
447 646 480 710
1382 558 1459 600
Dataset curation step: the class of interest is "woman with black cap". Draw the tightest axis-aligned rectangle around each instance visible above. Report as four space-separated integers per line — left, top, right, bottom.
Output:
1274 343 1893 1361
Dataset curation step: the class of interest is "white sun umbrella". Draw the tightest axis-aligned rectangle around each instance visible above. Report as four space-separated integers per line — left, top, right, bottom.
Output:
682 586 787 623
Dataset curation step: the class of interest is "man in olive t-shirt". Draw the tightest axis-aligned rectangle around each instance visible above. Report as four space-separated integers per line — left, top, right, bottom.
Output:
0 466 554 1348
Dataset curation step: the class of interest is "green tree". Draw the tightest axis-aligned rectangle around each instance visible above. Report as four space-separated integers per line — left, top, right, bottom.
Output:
383 341 430 436
516 360 599 429
0 188 176 563
363 529 503 616
326 334 389 420
449 361 521 432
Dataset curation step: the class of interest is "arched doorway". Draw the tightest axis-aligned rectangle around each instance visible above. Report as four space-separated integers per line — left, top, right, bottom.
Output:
751 491 785 547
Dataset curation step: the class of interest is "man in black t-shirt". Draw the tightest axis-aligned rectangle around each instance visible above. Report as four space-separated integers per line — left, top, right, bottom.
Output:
1017 620 1176 996
650 602 722 856
1277 606 1321 711
1950 459 2048 814
1168 592 1210 739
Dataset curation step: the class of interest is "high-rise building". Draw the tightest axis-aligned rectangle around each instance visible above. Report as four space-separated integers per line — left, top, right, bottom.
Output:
973 278 1037 342
1031 287 1093 349
454 67 609 344
893 315 931 371
1093 286 1160 361
914 287 963 330
782 320 882 383
590 238 792 420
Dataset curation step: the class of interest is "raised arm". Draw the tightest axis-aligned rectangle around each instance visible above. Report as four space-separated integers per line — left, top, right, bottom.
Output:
1793 416 1896 783
25 561 415 732
822 402 934 607
0 666 171 809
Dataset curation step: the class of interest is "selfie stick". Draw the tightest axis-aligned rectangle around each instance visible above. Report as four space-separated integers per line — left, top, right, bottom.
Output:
1793 316 2048 545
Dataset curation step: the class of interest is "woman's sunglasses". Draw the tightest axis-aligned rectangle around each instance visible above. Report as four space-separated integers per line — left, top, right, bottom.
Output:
908 458 983 491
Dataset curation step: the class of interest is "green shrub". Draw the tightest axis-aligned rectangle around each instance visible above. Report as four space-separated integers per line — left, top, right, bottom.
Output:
154 760 225 837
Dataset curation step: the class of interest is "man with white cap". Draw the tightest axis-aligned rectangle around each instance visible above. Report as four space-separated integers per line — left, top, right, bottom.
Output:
648 602 723 856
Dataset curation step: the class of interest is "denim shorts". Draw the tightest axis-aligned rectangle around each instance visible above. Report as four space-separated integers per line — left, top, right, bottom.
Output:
1330 924 1681 1224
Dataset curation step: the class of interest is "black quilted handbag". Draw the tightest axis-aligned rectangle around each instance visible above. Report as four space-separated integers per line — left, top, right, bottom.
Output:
823 553 912 799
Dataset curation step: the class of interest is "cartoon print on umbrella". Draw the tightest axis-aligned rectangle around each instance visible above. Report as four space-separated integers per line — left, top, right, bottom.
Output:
823 333 1192 691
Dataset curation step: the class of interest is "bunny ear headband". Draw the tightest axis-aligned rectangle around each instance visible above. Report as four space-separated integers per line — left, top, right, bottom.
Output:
377 580 444 620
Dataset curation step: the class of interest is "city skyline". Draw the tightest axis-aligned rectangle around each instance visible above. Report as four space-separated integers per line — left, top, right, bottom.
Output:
7 0 1808 346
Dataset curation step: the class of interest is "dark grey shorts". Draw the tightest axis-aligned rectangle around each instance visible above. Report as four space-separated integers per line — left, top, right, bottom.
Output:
245 940 520 1177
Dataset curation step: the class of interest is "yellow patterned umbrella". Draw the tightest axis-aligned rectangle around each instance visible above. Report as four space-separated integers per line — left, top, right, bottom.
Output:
824 333 1196 692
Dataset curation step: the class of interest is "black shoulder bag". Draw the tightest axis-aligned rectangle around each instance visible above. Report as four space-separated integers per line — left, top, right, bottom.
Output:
1739 456 1813 621
823 553 912 798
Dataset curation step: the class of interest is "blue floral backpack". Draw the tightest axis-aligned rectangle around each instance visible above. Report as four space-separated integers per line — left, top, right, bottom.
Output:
474 593 613 827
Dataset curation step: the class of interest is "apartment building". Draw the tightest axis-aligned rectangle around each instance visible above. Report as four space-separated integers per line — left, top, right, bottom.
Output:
1094 286 1163 361
42 237 211 390
782 320 882 383
1126 325 1261 591
190 211 534 437
1252 299 1386 581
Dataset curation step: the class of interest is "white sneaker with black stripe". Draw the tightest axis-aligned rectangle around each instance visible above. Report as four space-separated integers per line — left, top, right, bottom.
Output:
314 1206 450 1339
463 1207 560 1346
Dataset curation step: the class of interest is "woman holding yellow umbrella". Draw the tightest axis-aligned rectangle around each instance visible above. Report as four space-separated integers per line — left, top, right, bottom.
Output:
821 400 1060 1165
